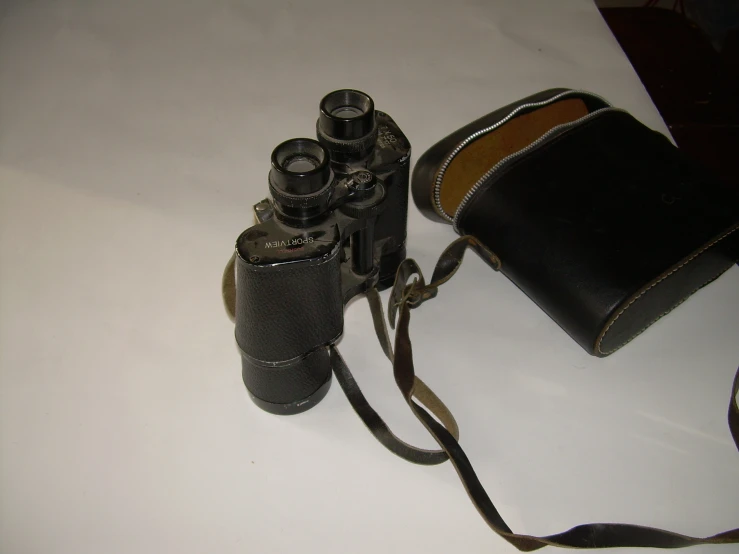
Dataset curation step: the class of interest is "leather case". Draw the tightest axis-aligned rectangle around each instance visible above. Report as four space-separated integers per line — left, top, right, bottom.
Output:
412 89 739 356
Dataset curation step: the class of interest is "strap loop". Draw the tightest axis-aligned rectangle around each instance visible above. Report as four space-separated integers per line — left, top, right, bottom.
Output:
328 286 461 466
382 234 739 550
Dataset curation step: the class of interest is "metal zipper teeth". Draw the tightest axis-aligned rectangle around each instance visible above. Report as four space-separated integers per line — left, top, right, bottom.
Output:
433 89 613 223
451 106 625 233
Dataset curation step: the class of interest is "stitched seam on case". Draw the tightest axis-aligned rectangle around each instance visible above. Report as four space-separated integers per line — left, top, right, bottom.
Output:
597 263 733 356
596 224 738 355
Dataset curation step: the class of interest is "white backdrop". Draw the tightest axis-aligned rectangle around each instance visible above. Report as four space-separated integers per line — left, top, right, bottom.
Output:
1 1 737 553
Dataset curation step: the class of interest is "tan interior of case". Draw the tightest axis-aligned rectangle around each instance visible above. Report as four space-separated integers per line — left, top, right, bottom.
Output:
438 98 590 216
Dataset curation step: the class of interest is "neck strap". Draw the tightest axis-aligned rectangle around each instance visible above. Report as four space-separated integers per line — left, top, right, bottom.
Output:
357 235 738 550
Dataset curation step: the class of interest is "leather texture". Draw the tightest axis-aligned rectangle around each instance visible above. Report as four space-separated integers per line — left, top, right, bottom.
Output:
411 88 609 222
222 254 462 462
234 250 343 363
456 109 739 355
436 98 589 217
242 346 332 405
412 89 739 356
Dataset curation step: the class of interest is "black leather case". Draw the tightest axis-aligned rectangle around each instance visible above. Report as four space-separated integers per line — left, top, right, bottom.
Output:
412 89 739 356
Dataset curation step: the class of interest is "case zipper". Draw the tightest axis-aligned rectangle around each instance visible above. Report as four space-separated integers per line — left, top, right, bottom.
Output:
431 90 613 225
452 106 625 232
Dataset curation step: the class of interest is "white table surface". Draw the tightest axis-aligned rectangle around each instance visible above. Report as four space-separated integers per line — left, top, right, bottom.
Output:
1 1 737 553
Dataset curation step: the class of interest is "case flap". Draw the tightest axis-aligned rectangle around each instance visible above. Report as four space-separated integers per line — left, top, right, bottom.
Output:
412 92 739 355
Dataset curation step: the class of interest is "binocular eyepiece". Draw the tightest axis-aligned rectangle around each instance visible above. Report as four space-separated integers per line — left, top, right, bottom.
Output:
268 138 334 225
234 89 410 414
268 90 381 225
319 89 375 142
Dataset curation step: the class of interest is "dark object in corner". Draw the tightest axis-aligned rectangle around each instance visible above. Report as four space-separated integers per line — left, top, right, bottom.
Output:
601 7 739 191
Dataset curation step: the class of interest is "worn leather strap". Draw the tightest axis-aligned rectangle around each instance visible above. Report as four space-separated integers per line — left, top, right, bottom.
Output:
381 235 739 550
221 251 459 466
223 240 739 548
330 343 458 465
329 287 460 465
